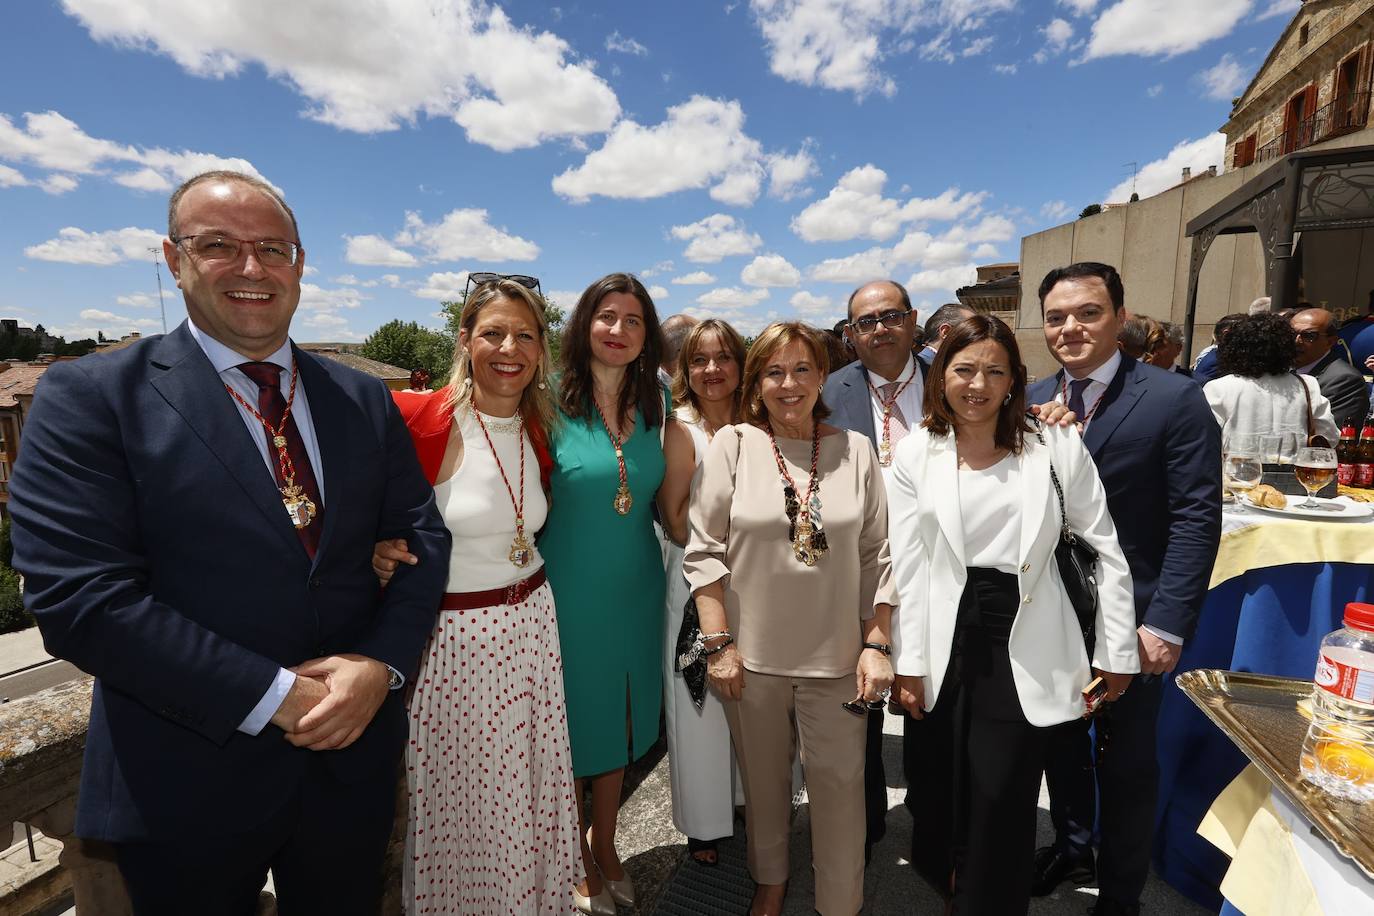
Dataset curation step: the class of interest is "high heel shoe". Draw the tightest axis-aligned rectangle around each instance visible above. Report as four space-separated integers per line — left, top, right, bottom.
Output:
587 826 635 907
573 882 616 915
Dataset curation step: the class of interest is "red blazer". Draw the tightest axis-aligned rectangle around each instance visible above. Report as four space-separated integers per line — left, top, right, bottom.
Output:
392 386 553 490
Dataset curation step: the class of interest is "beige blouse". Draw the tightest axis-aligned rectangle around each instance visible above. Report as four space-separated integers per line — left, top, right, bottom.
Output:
683 423 898 678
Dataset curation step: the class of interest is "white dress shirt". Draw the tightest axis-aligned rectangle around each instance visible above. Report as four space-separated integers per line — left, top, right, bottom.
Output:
1056 349 1183 647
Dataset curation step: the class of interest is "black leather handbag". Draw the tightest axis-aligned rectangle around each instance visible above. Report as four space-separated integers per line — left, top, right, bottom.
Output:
1040 431 1099 657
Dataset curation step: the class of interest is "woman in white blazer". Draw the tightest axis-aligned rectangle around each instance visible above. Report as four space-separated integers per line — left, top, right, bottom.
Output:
886 315 1138 915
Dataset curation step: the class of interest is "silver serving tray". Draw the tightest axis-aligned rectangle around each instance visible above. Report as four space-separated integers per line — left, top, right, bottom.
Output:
1176 668 1374 878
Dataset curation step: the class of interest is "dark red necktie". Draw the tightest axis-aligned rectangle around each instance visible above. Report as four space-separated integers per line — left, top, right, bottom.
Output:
237 362 324 557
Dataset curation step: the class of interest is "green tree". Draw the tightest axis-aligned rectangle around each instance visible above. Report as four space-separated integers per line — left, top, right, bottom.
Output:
357 320 455 382
438 293 567 366
1079 203 1103 219
0 564 31 634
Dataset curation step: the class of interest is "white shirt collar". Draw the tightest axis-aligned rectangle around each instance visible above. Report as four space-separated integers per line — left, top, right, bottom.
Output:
865 354 919 390
187 319 294 374
1065 349 1122 388
1296 355 1323 375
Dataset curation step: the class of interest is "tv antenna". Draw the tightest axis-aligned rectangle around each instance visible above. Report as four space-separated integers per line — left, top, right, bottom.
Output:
1124 161 1139 198
149 247 168 334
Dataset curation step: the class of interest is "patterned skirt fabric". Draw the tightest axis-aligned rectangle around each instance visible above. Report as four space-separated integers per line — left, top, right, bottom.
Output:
404 580 581 915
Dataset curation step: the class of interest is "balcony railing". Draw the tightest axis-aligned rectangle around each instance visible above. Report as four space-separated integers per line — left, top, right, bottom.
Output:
1255 91 1372 165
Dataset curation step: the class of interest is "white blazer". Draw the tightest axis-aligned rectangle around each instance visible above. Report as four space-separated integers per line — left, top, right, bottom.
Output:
887 423 1139 727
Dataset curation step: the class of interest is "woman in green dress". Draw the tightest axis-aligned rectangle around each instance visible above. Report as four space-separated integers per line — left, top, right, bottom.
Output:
540 272 668 915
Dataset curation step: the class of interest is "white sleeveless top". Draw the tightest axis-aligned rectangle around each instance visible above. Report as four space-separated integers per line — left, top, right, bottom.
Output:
675 405 711 467
958 451 1021 574
432 409 547 592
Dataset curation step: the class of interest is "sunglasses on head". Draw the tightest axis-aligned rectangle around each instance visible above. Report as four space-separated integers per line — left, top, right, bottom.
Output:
463 272 543 299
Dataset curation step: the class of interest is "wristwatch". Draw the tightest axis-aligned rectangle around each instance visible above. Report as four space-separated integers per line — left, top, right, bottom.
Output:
861 642 892 656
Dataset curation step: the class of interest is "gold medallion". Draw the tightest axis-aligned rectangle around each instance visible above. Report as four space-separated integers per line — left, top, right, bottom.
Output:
509 531 533 568
793 515 819 566
878 441 892 467
281 485 317 529
614 485 633 516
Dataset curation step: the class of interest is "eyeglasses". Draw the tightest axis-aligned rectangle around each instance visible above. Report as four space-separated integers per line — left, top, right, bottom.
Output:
173 234 300 267
848 309 911 335
843 690 890 716
463 272 543 300
1294 329 1327 343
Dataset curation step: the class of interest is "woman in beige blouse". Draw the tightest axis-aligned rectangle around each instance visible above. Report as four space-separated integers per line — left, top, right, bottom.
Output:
684 321 897 916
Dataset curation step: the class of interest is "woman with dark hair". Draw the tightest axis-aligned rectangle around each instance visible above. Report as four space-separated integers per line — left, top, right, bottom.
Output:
540 272 669 914
657 318 748 866
886 314 1137 915
1204 312 1339 445
684 321 896 916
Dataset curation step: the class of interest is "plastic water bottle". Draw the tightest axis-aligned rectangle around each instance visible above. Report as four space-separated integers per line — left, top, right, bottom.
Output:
1300 602 1374 801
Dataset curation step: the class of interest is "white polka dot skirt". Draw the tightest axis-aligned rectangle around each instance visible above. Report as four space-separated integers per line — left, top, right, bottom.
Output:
404 580 580 914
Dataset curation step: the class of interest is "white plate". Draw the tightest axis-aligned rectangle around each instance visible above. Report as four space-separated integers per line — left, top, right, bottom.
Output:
1246 496 1373 519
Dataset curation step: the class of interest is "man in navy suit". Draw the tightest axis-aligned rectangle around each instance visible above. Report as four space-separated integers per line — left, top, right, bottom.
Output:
9 171 451 916
1028 263 1221 916
823 279 927 863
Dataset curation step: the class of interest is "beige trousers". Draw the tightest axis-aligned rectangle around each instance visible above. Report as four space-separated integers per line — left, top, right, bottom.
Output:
721 670 866 916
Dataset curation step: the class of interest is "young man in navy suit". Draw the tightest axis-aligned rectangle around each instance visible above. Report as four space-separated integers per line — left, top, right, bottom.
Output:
1028 263 1221 916
9 172 451 916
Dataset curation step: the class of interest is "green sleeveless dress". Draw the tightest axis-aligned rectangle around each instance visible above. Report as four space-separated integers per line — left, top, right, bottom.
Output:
539 392 668 777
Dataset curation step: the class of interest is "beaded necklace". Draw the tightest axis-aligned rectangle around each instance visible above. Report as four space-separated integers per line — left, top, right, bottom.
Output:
767 422 828 566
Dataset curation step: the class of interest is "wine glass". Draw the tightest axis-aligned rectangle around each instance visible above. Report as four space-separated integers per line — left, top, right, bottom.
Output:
1224 434 1264 513
1294 446 1339 510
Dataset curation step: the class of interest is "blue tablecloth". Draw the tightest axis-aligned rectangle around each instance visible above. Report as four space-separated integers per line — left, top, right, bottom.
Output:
1152 561 1374 911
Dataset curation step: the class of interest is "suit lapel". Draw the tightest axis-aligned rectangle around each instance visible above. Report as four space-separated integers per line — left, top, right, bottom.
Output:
147 326 303 557
1018 438 1051 564
930 435 966 566
1083 358 1144 457
838 365 878 446
294 347 351 568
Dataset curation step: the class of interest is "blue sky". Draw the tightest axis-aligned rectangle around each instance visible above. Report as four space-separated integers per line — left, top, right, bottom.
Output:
1 0 1298 343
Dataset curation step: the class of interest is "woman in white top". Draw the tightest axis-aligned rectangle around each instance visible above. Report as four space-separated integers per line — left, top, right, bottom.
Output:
887 315 1138 915
657 318 748 866
385 279 582 915
1203 312 1340 447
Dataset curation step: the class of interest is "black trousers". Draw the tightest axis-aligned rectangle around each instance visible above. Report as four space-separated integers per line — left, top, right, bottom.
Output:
1043 671 1165 909
115 757 398 916
903 568 1048 915
864 706 887 851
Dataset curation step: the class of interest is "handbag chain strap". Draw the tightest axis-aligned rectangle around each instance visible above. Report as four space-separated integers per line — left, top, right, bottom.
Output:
1034 427 1073 540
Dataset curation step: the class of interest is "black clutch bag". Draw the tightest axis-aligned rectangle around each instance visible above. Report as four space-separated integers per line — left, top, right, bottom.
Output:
673 597 708 710
1040 431 1100 657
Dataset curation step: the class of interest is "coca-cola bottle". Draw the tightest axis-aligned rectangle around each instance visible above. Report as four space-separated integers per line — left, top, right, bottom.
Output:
1356 414 1374 489
1337 423 1358 486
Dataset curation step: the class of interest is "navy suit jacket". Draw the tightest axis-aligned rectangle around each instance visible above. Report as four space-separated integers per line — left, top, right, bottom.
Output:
9 323 451 842
1027 356 1221 640
823 358 928 448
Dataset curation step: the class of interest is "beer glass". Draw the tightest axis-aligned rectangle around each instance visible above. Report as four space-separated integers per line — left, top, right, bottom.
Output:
1295 446 1338 509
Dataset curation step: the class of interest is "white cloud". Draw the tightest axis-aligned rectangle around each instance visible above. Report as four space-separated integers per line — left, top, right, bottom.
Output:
396 209 539 261
298 282 367 313
415 270 471 300
552 96 768 204
0 110 275 194
711 164 765 206
1041 200 1073 221
1104 132 1227 202
344 234 421 267
791 165 986 243
672 271 717 285
994 63 1018 75
24 226 164 265
748 0 1016 96
1257 0 1299 21
1147 83 1164 98
545 289 582 307
1058 0 1098 14
767 145 819 200
741 254 801 287
606 31 648 55
684 287 772 331
641 259 674 277
62 1 621 151
670 214 763 263
648 285 669 299
115 292 160 308
963 37 994 57
696 287 769 309
1197 53 1248 101
77 308 162 332
807 214 1014 284
789 290 837 320
0 163 28 187
808 245 899 284
905 263 978 295
1084 0 1251 60
379 273 405 288
1034 18 1074 63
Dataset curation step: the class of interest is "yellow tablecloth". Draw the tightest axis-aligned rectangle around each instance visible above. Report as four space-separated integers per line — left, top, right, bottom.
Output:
1210 505 1374 590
